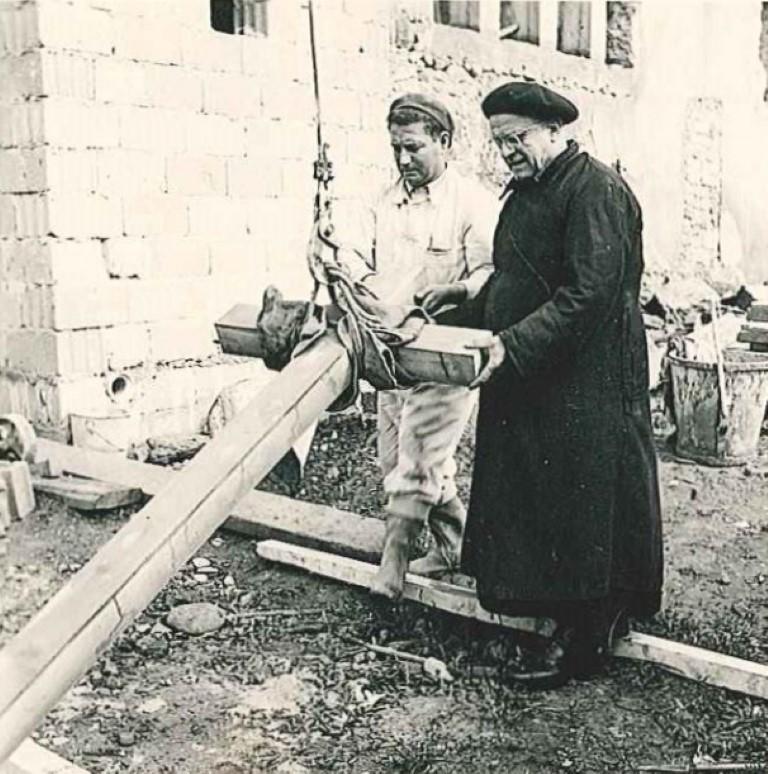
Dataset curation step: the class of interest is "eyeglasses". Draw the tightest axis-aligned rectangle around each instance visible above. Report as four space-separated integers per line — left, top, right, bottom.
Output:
492 125 544 151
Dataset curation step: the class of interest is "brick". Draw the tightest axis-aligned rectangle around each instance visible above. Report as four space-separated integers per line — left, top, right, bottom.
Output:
39 49 96 101
121 194 189 237
149 236 210 278
0 2 40 57
144 64 202 111
102 237 152 278
13 194 48 238
44 98 120 149
0 461 35 521
226 157 282 198
103 324 150 370
202 72 262 118
114 16 183 65
148 318 217 363
46 149 98 194
37 0 114 56
49 239 107 284
119 106 187 153
96 150 166 196
7 329 59 374
0 51 42 102
52 281 130 330
166 155 227 196
187 196 249 238
93 57 148 106
48 194 122 238
186 112 245 157
0 102 45 148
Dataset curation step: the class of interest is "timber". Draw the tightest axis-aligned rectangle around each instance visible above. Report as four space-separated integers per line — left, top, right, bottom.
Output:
257 540 768 701
0 739 90 774
36 438 385 562
0 335 350 763
32 476 144 511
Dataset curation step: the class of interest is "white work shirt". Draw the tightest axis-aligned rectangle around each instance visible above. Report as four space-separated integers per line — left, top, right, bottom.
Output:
341 165 497 306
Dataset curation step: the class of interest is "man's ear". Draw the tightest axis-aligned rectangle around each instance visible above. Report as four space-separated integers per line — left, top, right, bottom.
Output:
440 130 452 150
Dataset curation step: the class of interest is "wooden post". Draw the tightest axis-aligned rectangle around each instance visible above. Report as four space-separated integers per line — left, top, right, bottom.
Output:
0 336 349 764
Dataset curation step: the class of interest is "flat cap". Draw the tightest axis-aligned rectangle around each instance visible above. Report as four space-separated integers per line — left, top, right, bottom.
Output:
481 81 579 125
388 93 454 134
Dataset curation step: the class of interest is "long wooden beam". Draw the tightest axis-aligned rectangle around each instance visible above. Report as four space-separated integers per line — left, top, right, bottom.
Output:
257 540 768 701
0 335 350 764
0 740 90 774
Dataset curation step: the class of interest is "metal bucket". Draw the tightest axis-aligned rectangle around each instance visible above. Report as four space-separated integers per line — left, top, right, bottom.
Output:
669 349 768 466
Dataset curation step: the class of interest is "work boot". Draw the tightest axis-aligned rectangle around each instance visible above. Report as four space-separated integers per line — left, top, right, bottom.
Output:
409 497 465 578
370 515 421 600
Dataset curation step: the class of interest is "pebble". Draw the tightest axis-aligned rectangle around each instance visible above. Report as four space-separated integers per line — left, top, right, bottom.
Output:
134 635 170 658
117 731 136 747
137 697 167 715
191 557 211 570
223 575 236 587
192 573 210 583
167 602 226 635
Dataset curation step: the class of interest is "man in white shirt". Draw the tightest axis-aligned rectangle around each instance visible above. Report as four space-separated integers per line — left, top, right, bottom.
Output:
338 93 496 599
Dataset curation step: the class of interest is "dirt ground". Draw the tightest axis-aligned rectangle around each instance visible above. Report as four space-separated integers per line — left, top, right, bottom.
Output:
2 410 768 773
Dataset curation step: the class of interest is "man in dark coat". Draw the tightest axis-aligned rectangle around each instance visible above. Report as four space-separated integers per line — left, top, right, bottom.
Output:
446 81 664 687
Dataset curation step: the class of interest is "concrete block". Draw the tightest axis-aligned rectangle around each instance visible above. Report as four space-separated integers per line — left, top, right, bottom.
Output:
12 194 49 239
114 16 183 65
0 51 42 101
44 98 120 149
187 196 249 238
40 49 96 101
166 155 227 197
0 461 35 521
244 118 315 162
102 237 152 279
0 1 40 56
226 157 283 198
260 81 315 123
208 237 264 277
0 102 45 148
202 72 262 118
57 328 106 376
37 0 114 56
149 236 211 278
96 149 166 196
93 57 148 106
149 318 218 363
122 194 189 237
144 64 203 111
186 112 245 157
53 281 130 330
0 196 16 238
48 194 122 239
279 159 315 200
50 239 107 284
0 239 50 283
103 324 150 370
126 278 207 323
7 330 59 375
19 283 55 329
0 286 23 329
181 28 242 73
119 106 188 153
46 149 98 195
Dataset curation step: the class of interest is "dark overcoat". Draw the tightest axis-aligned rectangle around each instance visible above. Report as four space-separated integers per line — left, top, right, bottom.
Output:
452 142 663 619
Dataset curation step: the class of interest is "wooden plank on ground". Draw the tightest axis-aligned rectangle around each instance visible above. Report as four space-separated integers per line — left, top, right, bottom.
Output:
1 739 90 774
256 539 555 637
257 539 768 701
0 335 351 764
737 323 768 345
36 439 385 563
32 476 144 511
215 304 491 387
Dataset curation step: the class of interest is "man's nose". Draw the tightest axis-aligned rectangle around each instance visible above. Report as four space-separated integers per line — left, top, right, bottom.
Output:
398 149 412 166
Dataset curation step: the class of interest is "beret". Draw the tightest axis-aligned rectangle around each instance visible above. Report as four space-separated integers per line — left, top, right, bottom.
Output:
481 81 579 125
388 93 454 134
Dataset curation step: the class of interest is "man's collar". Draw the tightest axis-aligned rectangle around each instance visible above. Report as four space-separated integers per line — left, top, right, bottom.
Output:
500 141 580 198
398 165 451 204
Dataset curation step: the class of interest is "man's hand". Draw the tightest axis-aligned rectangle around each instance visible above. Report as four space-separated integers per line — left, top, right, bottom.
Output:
466 335 506 388
414 283 467 314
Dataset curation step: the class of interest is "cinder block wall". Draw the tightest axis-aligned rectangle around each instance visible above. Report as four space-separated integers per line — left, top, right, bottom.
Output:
0 0 391 440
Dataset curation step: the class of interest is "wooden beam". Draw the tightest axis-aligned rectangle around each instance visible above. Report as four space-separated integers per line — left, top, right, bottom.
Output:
257 540 768 701
36 439 385 563
0 335 350 764
215 305 491 386
0 740 90 774
256 540 555 637
32 476 144 511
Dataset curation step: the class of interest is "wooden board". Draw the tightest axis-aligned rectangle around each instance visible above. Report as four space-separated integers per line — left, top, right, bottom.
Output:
0 335 350 764
215 303 491 387
1 739 90 774
746 304 768 323
32 476 144 511
257 540 768 701
256 539 555 638
737 324 768 345
36 439 385 563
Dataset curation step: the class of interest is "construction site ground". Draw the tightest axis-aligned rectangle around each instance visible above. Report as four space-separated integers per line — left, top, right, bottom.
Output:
2 411 767 774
